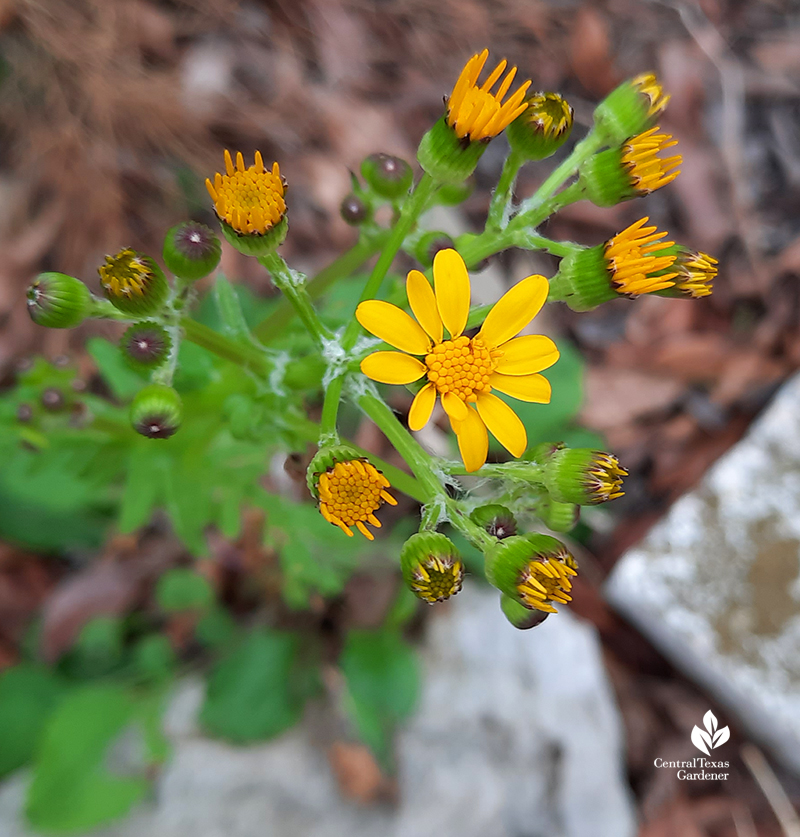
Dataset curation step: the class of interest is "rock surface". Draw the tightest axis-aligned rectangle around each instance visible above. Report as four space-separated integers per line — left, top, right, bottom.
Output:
607 373 800 774
0 586 635 837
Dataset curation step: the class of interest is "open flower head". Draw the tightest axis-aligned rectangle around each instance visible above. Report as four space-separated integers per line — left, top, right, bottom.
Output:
315 456 397 540
447 49 531 142
605 217 678 296
357 249 559 472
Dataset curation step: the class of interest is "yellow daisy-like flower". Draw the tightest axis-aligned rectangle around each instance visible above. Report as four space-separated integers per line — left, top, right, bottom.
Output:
356 249 559 472
605 217 678 296
205 150 286 236
622 127 681 195
317 458 397 540
447 49 531 142
632 72 670 118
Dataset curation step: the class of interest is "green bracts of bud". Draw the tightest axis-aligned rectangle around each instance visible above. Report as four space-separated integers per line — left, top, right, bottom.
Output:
98 249 169 317
470 504 518 540
417 116 488 184
360 153 413 199
163 222 222 282
506 92 574 161
553 245 617 312
536 498 580 533
412 231 456 268
400 531 464 604
543 448 626 505
120 321 172 372
218 215 288 258
485 534 577 614
593 72 669 146
26 272 93 329
578 148 633 207
130 384 182 439
500 594 550 630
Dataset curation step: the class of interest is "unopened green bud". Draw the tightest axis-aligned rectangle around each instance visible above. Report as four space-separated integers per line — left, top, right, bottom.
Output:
579 128 680 207
417 116 488 184
130 384 182 439
98 249 169 317
400 531 464 603
435 179 474 206
120 321 172 372
339 193 370 226
360 153 413 199
507 92 573 161
413 231 455 268
41 387 65 412
485 534 577 614
593 72 670 145
535 498 579 533
163 222 221 282
26 272 93 329
470 504 517 540
543 448 626 505
500 593 550 630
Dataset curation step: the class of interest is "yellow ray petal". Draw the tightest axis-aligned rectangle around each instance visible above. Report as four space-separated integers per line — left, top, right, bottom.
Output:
433 249 470 338
406 270 443 343
409 382 437 431
356 300 431 355
450 407 488 472
441 390 468 422
476 392 527 457
494 335 560 375
478 274 549 349
360 351 427 385
489 372 552 403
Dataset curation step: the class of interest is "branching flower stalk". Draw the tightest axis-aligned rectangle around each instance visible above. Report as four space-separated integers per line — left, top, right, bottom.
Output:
25 56 715 627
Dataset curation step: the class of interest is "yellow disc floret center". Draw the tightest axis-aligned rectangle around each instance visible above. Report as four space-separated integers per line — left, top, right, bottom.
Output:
518 553 578 614
98 248 152 297
677 251 717 298
587 453 627 502
206 151 286 236
317 459 397 541
424 336 499 402
410 555 464 603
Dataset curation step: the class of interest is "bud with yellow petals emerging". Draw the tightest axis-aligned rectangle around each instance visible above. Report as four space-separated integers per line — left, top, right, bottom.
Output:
400 531 464 603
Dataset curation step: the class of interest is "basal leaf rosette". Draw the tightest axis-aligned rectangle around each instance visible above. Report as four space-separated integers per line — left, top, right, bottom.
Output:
356 249 559 472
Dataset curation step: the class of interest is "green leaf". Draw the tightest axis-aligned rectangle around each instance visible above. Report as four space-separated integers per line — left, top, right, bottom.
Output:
132 634 176 683
0 665 67 777
86 338 146 401
195 607 238 650
214 275 253 341
26 685 148 833
163 465 211 556
119 445 166 533
200 629 304 742
340 629 420 760
257 491 364 609
156 568 214 613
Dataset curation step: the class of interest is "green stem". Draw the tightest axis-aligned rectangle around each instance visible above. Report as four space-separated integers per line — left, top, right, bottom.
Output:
516 130 604 216
181 317 272 376
253 232 389 342
258 252 333 347
357 391 442 503
486 149 525 231
511 230 582 258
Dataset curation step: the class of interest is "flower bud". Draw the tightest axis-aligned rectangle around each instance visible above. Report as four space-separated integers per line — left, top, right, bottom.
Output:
470 504 517 540
360 153 413 199
340 193 370 226
400 531 464 603
41 387 65 412
417 116 489 184
579 128 680 207
26 272 93 329
485 534 577 614
500 593 550 630
412 231 455 268
506 92 573 161
593 72 670 145
163 221 222 282
543 448 626 505
435 179 474 206
653 247 717 299
307 445 397 541
98 249 169 317
535 498 580 532
120 321 172 372
553 217 678 311
130 384 182 439
205 151 288 257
